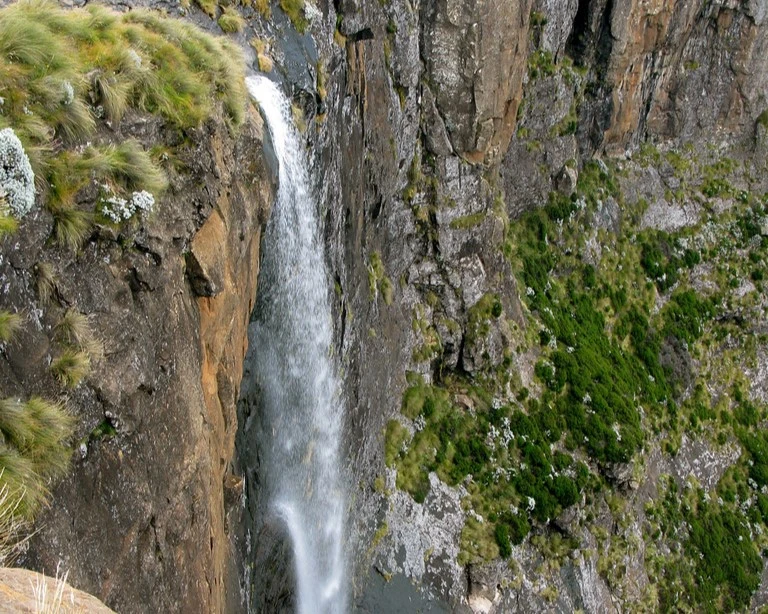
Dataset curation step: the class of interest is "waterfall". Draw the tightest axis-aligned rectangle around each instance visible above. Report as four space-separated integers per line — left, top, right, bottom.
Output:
245 75 348 614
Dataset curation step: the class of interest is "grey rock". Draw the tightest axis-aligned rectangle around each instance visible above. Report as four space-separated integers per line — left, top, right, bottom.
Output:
555 165 578 196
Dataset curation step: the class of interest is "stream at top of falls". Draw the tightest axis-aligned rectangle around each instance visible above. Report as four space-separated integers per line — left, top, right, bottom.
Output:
246 75 348 614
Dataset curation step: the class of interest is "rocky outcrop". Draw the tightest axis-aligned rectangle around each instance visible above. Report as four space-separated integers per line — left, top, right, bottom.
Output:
558 0 768 151
0 567 115 614
420 0 533 162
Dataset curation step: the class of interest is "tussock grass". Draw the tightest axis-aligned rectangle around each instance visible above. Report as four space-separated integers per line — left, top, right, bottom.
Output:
279 0 307 32
0 479 29 566
0 213 19 237
218 7 245 33
0 396 74 521
0 0 247 231
50 349 90 387
0 310 23 342
0 447 46 519
56 309 103 359
91 72 132 123
195 0 218 18
255 0 271 18
80 140 168 194
22 398 74 479
0 398 36 450
50 206 91 250
34 262 56 305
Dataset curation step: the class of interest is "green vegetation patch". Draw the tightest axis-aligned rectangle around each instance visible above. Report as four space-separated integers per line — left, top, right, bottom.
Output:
648 476 765 613
279 0 308 33
386 373 593 564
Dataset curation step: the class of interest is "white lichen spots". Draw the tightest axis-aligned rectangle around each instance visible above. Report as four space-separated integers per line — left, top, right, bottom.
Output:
62 80 75 105
127 49 142 68
0 127 36 218
304 1 322 23
100 188 155 222
130 190 155 213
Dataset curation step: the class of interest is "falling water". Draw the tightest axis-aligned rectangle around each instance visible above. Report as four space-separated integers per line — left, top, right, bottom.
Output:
245 75 347 614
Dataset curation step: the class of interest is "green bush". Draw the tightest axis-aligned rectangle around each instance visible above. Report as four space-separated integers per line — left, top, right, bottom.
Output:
686 504 762 611
494 523 511 558
661 289 714 345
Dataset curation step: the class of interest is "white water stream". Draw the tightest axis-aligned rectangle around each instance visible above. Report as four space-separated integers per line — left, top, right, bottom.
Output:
246 75 347 614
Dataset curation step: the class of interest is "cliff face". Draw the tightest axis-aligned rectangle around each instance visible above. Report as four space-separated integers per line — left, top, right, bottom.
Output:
4 110 272 613
6 0 768 612
297 0 768 611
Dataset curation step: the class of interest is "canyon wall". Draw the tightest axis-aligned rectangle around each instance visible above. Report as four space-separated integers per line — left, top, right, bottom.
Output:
6 0 768 612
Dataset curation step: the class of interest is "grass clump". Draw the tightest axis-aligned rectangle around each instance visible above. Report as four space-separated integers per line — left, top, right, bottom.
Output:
0 396 74 520
83 140 168 194
218 7 245 33
0 310 23 343
0 0 247 236
279 0 308 32
194 0 218 17
50 206 92 250
50 349 90 388
251 38 274 73
56 309 103 359
34 262 56 305
0 480 28 565
367 251 395 305
254 0 271 18
0 213 18 238
449 211 486 230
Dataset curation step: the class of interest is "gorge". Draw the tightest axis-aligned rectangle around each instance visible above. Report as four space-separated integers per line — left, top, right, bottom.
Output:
0 0 768 612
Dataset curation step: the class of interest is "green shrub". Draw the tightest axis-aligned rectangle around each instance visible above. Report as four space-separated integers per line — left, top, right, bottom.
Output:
686 504 762 611
640 234 681 291
494 523 511 558
661 289 714 345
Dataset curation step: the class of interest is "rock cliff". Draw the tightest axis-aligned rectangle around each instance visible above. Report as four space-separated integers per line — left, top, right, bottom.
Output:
3 0 768 612
8 110 272 613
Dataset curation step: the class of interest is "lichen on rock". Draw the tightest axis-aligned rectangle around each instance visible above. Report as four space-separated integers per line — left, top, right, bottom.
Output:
0 128 35 219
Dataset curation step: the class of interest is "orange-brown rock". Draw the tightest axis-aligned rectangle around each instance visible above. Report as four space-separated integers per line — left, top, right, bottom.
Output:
0 568 116 614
